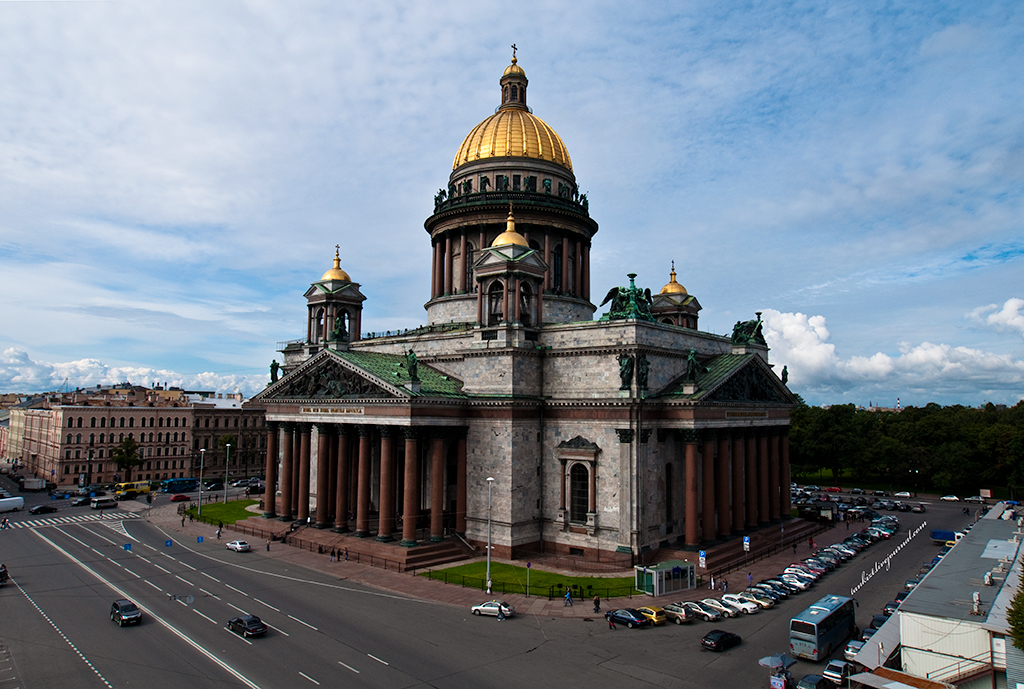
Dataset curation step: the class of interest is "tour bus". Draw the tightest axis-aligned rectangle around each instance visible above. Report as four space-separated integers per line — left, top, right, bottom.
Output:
789 594 858 661
162 478 199 494
113 480 152 497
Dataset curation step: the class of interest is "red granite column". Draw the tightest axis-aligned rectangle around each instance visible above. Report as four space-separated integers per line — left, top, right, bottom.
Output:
561 236 569 293
781 430 792 516
355 426 371 537
758 431 770 524
334 427 350 532
458 231 467 293
456 430 468 534
279 423 293 521
745 432 758 528
327 426 338 520
401 429 420 547
769 430 781 521
297 424 311 524
352 311 361 342
702 433 716 540
430 436 444 542
431 242 438 298
476 285 483 325
263 422 278 518
684 431 700 546
291 429 301 517
717 433 731 537
732 431 745 533
444 233 453 296
377 427 395 541
315 424 330 528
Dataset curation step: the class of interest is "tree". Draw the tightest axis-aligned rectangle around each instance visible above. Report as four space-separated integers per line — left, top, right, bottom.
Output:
110 437 143 482
217 434 237 479
1007 579 1024 651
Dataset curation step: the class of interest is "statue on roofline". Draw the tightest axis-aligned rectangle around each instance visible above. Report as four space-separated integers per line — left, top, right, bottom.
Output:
599 274 655 322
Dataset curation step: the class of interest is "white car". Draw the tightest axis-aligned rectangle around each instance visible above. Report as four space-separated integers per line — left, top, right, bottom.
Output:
894 491 911 498
940 495 961 502
471 600 514 617
779 574 812 590
700 598 738 618
225 540 251 552
721 593 760 614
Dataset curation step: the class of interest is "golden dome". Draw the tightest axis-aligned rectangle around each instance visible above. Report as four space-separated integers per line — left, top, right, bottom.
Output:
320 246 351 282
660 262 687 295
491 205 529 247
452 57 572 172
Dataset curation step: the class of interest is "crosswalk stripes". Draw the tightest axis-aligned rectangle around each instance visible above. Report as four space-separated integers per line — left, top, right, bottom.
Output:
5 512 143 530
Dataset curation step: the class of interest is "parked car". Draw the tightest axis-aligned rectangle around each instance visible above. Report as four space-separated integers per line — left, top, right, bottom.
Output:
605 609 650 629
29 504 57 515
894 491 911 498
110 599 142 626
737 590 774 608
700 598 739 618
825 486 842 493
822 660 852 685
681 601 722 621
471 600 515 617
861 627 877 641
701 629 741 652
940 495 960 502
170 494 190 502
227 614 268 637
844 639 865 661
662 602 695 624
721 594 760 614
635 605 667 626
905 577 922 591
872 490 889 496
965 496 986 504
911 503 926 513
225 540 251 552
797 674 832 689
849 488 865 495
869 613 889 630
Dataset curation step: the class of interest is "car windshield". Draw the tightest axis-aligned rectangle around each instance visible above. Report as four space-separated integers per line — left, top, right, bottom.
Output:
120 602 138 612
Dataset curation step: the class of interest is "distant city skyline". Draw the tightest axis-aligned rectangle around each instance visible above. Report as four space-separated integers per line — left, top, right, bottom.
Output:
1 1 1021 407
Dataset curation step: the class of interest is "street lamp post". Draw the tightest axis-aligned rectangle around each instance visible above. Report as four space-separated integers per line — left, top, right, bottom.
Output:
486 476 495 594
198 449 206 517
224 444 231 504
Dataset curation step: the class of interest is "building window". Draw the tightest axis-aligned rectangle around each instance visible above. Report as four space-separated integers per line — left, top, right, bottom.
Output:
174 418 179 427
76 433 82 444
98 450 104 459
512 174 521 191
569 463 589 523
67 434 73 444
159 418 164 427
100 418 106 428
90 417 96 427
68 418 74 428
89 434 95 445
64 465 70 473
128 417 134 428
77 417 83 428
488 281 504 326
120 418 125 428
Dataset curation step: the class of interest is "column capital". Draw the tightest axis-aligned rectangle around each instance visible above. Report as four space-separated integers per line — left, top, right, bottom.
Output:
336 424 352 437
266 421 280 431
282 422 296 433
615 428 634 444
639 429 652 444
379 425 395 439
314 422 331 434
681 428 700 444
403 427 419 441
356 424 371 438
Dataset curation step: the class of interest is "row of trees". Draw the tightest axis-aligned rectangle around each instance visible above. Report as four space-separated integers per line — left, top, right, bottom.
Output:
110 434 237 481
789 401 1024 496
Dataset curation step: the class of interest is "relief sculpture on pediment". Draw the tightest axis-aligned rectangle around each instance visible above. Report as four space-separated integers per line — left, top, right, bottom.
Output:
709 366 787 403
275 361 390 399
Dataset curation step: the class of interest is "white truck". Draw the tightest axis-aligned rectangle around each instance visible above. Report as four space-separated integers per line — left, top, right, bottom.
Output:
20 478 46 491
0 496 25 512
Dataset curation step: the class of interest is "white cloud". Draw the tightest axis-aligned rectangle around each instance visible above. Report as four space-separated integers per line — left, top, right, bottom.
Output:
969 298 1024 337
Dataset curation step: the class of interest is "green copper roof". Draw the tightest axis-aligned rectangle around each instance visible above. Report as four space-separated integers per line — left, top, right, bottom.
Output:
658 353 755 400
330 350 466 399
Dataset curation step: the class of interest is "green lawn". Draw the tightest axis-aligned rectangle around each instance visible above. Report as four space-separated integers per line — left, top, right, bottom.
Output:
420 561 643 599
185 499 258 525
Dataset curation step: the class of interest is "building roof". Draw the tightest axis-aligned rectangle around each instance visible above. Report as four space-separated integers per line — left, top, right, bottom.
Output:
330 350 465 399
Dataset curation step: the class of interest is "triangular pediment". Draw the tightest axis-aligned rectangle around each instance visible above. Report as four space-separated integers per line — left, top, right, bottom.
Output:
254 350 404 402
657 353 796 405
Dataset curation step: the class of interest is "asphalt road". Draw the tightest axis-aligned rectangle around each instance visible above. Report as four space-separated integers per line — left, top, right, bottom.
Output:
0 487 980 689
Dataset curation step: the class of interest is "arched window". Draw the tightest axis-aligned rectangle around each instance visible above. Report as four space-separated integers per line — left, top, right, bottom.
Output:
519 283 533 327
488 281 504 326
68 418 74 428
66 434 73 444
665 463 674 522
100 417 106 428
150 417 155 427
128 417 134 428
661 318 674 325
311 307 325 344
159 417 164 427
119 417 126 428
99 433 105 443
77 417 83 428
90 417 96 427
119 433 124 442
569 464 589 523
76 433 82 444
511 85 518 102
148 433 154 442
89 433 95 445
174 417 179 428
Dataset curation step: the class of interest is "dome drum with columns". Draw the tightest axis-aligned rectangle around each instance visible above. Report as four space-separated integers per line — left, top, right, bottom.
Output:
252 53 795 573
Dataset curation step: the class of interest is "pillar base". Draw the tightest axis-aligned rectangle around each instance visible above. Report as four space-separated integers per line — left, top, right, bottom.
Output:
354 530 371 538
314 522 331 529
262 512 277 519
277 515 292 522
399 539 418 548
331 526 349 534
376 534 394 542
430 535 444 543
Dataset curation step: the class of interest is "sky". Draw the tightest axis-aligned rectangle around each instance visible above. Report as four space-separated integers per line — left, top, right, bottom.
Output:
0 0 1022 408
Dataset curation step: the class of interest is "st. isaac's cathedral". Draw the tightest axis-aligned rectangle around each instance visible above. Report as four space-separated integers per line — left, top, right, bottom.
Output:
250 54 797 567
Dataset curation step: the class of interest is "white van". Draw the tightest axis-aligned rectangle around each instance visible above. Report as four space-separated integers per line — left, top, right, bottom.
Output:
0 496 24 512
90 497 117 510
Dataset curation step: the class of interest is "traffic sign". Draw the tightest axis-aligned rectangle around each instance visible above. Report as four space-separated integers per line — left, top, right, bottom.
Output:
123 544 131 551
165 540 173 547
743 536 750 552
698 549 706 569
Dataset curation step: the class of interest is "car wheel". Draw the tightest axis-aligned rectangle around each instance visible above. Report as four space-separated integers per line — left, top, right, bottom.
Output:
117 618 123 627
473 609 481 615
674 617 683 625
626 621 634 629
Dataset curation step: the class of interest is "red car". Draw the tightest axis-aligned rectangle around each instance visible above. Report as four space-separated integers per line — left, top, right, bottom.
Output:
826 486 842 493
170 494 190 502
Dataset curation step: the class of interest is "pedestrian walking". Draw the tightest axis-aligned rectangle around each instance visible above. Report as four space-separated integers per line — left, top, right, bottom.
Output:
593 595 601 614
189 513 193 522
564 586 573 606
181 516 185 528
792 543 797 555
266 539 271 552
330 548 336 562
722 579 728 594
497 608 505 622
709 574 715 591
343 547 349 561
808 536 814 550
747 572 753 587
608 614 616 629
216 527 222 539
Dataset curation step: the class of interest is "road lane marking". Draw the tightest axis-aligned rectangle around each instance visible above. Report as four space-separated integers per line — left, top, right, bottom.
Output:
175 575 194 587
106 558 122 567
56 529 91 548
264 622 289 636
254 598 279 612
338 661 360 674
180 561 196 571
146 581 164 592
153 564 171 574
124 568 141 578
367 654 389 666
200 588 221 599
193 609 217 624
202 572 221 582
228 603 247 614
226 584 248 596
144 544 158 551
288 615 317 631
299 672 320 685
136 556 152 564
32 530 263 689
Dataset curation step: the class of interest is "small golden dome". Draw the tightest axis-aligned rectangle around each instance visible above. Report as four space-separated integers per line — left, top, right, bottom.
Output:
660 262 687 295
491 205 529 247
320 246 351 282
503 56 526 77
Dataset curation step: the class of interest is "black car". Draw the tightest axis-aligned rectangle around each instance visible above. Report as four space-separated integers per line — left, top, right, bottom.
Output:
110 599 142 626
29 504 57 515
605 609 650 629
227 614 268 637
71 497 91 507
869 613 889 630
883 600 901 616
701 629 741 651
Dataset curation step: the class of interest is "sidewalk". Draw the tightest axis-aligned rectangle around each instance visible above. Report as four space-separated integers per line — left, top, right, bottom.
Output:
140 501 856 618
